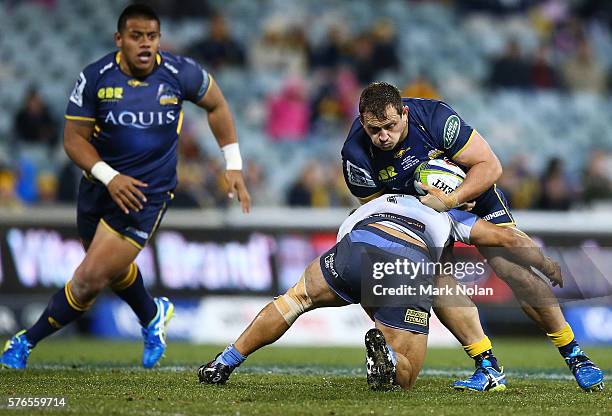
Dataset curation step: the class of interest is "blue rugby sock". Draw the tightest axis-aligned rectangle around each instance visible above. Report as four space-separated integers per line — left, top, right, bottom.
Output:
215 344 247 367
25 282 91 347
111 264 157 326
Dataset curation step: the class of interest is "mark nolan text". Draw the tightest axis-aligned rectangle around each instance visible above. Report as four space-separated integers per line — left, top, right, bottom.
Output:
373 284 493 297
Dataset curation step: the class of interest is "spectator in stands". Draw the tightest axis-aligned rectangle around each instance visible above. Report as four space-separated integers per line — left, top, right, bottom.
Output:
328 163 356 208
371 19 400 73
286 161 330 207
561 37 606 94
0 165 20 208
145 0 211 19
251 18 309 75
174 123 209 208
582 150 612 205
265 77 310 141
310 67 359 131
244 160 277 206
310 24 351 70
530 44 559 89
401 74 441 99
497 155 539 209
351 31 377 85
488 39 530 89
189 13 245 70
36 171 58 204
537 157 574 210
13 87 58 150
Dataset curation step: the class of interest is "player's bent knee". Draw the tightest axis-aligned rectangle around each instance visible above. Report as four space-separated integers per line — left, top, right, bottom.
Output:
72 262 114 298
272 274 313 325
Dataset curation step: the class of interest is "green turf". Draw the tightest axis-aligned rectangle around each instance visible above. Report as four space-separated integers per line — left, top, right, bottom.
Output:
1 338 610 415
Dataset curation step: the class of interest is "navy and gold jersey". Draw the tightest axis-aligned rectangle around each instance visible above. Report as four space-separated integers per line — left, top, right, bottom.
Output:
66 51 211 193
342 98 515 225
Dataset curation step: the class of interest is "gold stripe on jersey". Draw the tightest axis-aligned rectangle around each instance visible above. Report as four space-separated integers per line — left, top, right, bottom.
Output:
65 115 95 122
451 129 476 159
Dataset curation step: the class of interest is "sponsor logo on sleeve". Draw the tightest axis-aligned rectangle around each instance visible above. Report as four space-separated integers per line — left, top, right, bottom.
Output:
323 253 338 278
69 72 86 107
346 160 377 188
443 115 461 149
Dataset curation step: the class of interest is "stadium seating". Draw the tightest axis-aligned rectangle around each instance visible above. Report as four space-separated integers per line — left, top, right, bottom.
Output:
0 0 610 204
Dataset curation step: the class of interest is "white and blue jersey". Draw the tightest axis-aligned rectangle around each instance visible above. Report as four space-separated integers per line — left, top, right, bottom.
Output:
319 194 479 334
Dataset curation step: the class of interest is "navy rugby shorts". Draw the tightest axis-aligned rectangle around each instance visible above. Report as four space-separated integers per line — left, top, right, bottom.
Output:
320 224 434 334
76 176 173 249
471 184 515 226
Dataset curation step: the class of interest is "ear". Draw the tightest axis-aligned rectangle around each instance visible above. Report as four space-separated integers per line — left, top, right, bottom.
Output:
114 32 122 48
402 105 408 119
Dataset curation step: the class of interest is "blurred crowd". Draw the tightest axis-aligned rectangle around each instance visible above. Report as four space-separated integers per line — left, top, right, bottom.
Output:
1 0 611 210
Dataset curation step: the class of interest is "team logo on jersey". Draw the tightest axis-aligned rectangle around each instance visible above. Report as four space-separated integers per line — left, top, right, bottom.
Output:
128 79 149 88
404 309 428 327
428 149 444 159
346 160 377 188
69 72 86 107
157 84 179 105
97 87 123 101
394 147 411 159
443 115 460 149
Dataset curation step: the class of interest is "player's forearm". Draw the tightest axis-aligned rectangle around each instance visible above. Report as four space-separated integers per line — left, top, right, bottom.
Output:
64 138 102 171
452 160 501 205
207 103 238 148
502 237 548 272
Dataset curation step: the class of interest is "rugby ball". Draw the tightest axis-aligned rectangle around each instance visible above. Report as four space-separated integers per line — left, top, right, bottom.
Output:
414 159 466 195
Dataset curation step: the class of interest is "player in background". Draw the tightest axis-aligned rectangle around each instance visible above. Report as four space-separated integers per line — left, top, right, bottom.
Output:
341 82 603 392
0 4 250 370
198 194 561 390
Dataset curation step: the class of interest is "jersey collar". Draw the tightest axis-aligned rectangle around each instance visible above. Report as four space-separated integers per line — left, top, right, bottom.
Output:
115 52 162 66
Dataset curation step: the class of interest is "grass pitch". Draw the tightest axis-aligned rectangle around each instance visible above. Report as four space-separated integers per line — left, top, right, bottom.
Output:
0 337 610 415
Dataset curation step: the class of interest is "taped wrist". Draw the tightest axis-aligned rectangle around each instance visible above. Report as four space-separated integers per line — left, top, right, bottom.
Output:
221 143 243 170
91 161 119 186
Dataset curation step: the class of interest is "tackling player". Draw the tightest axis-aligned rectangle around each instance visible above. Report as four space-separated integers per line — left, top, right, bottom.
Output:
0 4 250 369
198 194 561 390
340 82 603 391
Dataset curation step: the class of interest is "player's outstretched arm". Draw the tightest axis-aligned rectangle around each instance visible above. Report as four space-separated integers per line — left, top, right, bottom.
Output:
64 119 147 214
196 79 251 213
469 219 562 287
